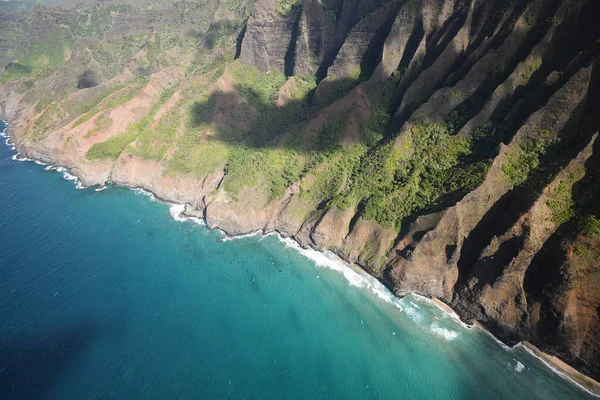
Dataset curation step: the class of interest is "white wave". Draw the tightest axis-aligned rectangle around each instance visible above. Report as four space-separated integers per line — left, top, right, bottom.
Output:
425 296 473 330
168 203 205 225
514 360 525 373
95 185 107 192
430 323 459 341
12 153 31 162
132 187 158 202
221 230 262 241
34 160 47 166
169 204 186 221
62 171 77 181
403 305 424 323
258 232 276 241
276 236 403 311
185 215 205 225
61 171 85 189
517 343 600 398
409 301 421 309
475 324 511 350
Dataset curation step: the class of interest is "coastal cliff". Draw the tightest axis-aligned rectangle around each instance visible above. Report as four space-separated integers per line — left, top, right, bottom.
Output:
1 0 599 385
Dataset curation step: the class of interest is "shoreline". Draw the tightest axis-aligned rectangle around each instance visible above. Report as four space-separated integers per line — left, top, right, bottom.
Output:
3 120 600 397
430 295 600 397
470 317 600 398
520 341 600 397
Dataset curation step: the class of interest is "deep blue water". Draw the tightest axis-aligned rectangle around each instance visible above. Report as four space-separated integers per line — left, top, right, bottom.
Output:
0 120 595 399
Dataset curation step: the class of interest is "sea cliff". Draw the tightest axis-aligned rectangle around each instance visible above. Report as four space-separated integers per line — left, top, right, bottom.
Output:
1 0 599 387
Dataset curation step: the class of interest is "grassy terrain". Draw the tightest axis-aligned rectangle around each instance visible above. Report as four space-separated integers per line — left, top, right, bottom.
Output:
0 29 68 83
87 117 151 160
167 62 316 194
84 113 113 139
0 3 133 84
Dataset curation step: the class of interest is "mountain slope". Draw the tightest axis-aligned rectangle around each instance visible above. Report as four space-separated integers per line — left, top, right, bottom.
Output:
1 0 599 382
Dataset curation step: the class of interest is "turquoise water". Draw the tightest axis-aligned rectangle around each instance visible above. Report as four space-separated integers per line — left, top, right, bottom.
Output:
0 120 594 399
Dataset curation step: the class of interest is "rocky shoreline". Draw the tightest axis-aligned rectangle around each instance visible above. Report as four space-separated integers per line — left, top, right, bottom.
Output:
5 122 600 397
1 0 599 389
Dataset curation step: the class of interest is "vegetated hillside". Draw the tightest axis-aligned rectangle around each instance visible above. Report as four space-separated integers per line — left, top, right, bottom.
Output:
0 0 599 381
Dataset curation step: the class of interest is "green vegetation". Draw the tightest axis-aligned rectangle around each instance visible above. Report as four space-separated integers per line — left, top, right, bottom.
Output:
150 85 179 117
164 64 488 226
0 2 129 84
572 219 600 263
288 75 318 100
84 113 113 139
321 123 490 231
317 0 337 22
224 147 304 201
168 138 231 177
546 181 576 225
134 110 180 161
0 30 68 83
228 62 287 112
275 0 301 16
28 103 65 141
502 133 556 186
545 166 585 225
518 57 543 86
578 215 600 238
316 69 362 107
568 150 600 263
87 34 146 77
72 82 145 127
0 62 32 82
300 144 367 205
88 84 179 161
226 62 317 146
203 20 242 50
86 117 150 160
167 65 316 198
189 93 217 127
356 71 403 147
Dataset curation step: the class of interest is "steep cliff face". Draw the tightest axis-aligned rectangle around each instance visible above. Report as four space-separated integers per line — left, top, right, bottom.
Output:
240 0 600 379
1 0 600 383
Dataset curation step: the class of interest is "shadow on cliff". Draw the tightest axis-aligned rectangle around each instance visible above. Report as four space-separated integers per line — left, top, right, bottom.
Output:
521 131 600 380
188 74 369 153
0 317 99 399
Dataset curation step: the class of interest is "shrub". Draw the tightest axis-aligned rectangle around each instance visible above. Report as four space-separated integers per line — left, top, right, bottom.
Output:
228 61 287 112
578 214 600 238
86 117 150 160
502 135 556 187
275 0 301 16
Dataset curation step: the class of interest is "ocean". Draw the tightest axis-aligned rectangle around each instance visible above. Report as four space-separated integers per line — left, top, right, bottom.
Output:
0 120 595 399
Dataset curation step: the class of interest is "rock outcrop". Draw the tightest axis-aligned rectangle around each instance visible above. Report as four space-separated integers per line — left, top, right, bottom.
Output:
1 0 600 385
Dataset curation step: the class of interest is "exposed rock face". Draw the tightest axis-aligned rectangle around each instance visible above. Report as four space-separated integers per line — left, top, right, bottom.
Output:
2 0 600 385
239 0 298 73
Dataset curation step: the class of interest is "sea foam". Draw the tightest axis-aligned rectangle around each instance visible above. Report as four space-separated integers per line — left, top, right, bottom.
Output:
169 203 204 225
429 323 459 341
220 231 263 242
517 343 600 398
3 123 86 190
276 236 403 312
513 360 525 373
61 170 85 189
